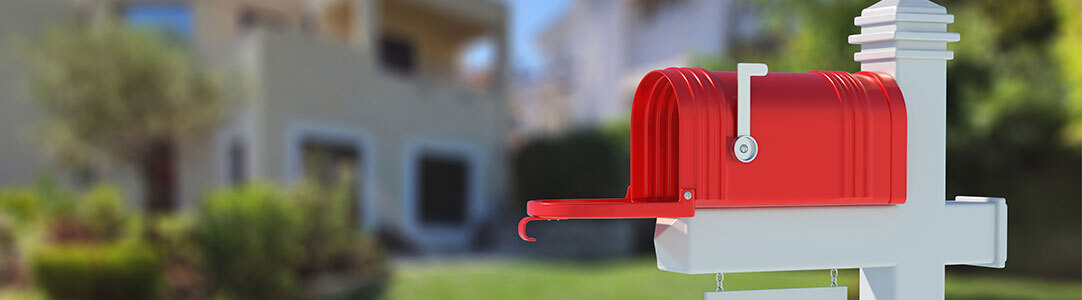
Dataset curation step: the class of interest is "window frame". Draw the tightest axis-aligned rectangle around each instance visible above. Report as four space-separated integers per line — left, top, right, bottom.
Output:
285 122 377 230
401 139 486 244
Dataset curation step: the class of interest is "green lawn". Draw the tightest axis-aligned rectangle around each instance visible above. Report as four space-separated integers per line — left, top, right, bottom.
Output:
386 258 1081 300
0 258 1075 299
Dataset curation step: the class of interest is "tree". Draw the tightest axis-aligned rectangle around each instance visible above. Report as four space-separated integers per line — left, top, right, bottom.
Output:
1052 0 1082 145
699 0 1080 278
21 21 225 212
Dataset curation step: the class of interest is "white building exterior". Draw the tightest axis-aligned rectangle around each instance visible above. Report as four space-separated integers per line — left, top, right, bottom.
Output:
514 0 760 134
0 0 511 253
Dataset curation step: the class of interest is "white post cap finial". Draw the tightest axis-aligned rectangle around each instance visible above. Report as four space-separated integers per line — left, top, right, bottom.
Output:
849 0 959 66
866 0 947 12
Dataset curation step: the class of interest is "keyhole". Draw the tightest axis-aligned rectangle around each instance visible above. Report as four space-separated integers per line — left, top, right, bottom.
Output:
740 144 749 153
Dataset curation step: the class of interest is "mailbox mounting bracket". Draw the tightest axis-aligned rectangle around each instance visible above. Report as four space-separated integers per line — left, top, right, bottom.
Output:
734 63 768 163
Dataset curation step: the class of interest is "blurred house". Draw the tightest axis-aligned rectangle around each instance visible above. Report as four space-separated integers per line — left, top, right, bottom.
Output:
0 0 511 253
514 0 760 135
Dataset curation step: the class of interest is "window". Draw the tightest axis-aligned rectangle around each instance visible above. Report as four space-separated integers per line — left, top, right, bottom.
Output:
302 139 363 223
417 154 468 226
636 0 688 21
123 3 193 41
238 7 288 32
379 34 416 74
228 139 247 185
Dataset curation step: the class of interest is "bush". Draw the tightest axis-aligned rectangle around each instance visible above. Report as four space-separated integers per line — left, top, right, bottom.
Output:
192 184 305 300
292 183 390 299
0 183 135 242
0 188 44 230
512 127 662 256
0 183 141 288
31 241 161 300
75 185 134 241
292 183 354 276
191 183 390 300
150 214 206 299
512 128 631 210
46 185 136 243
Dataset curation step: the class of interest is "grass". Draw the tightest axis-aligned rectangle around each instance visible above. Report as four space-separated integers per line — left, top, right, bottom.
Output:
0 258 1076 299
386 258 1081 300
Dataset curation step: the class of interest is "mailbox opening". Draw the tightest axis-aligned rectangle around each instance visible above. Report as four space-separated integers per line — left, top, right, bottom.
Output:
518 69 710 241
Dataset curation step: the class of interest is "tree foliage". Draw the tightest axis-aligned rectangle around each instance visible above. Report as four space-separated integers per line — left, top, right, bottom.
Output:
1052 0 1082 144
20 21 224 168
700 0 1081 277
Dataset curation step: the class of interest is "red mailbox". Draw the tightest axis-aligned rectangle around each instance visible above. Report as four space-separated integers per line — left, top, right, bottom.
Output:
518 66 907 241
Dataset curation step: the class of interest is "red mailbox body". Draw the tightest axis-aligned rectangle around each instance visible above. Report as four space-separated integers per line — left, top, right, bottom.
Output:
519 68 907 241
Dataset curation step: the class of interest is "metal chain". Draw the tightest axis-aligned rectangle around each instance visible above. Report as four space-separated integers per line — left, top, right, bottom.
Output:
830 268 839 287
716 273 725 291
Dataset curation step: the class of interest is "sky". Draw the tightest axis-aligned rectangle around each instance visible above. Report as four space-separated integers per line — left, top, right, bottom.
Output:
123 3 194 41
504 0 571 73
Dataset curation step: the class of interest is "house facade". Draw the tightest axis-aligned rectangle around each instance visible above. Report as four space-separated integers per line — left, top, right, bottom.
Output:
513 0 761 134
0 0 511 253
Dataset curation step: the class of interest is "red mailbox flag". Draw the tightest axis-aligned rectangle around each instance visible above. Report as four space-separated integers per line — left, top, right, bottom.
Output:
519 67 907 241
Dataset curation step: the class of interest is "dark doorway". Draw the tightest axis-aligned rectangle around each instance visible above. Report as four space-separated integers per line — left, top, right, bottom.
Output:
143 139 177 212
417 154 469 226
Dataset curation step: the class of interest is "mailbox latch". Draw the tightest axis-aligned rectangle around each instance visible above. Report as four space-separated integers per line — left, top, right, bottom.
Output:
734 63 768 163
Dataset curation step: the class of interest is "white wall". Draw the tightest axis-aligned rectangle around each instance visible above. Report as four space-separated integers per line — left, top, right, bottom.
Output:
243 32 510 252
0 0 71 187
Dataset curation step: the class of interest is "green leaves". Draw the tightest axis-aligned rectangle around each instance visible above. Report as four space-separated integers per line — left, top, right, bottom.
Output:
193 184 305 300
703 0 1081 277
19 20 225 165
1051 0 1082 145
191 183 390 299
31 241 162 300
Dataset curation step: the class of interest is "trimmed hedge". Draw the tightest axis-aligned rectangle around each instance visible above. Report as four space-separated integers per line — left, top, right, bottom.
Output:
31 242 162 300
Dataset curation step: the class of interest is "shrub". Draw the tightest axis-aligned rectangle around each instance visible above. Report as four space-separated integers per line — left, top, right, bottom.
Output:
31 241 162 300
326 236 391 299
292 183 353 275
0 183 140 288
192 184 304 300
0 217 21 285
75 185 134 241
191 183 390 300
150 214 206 299
0 188 44 229
512 128 631 210
47 185 135 243
512 128 659 256
291 183 390 299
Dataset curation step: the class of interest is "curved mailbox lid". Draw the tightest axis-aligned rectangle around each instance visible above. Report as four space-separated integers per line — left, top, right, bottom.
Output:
519 68 907 242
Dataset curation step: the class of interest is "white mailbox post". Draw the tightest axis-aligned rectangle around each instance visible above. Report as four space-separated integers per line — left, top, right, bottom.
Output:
653 1 1007 299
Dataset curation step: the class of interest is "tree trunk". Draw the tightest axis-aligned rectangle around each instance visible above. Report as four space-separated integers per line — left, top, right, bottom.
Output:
141 138 177 212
